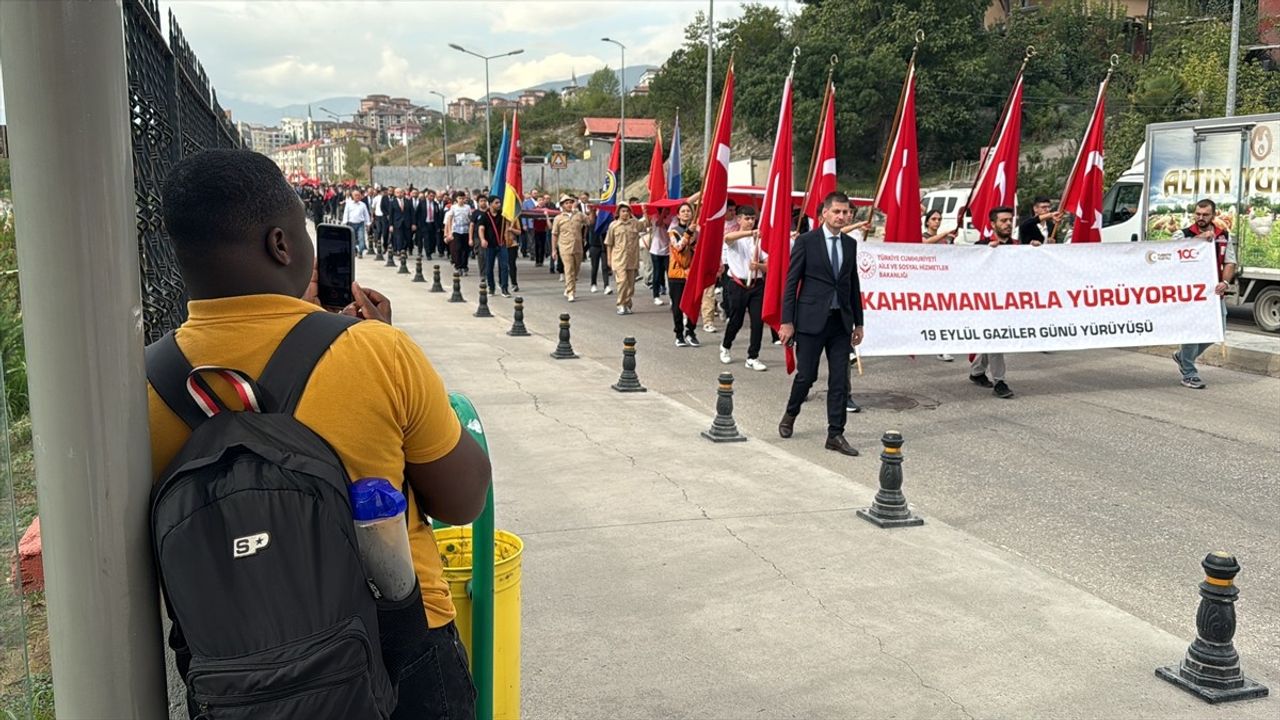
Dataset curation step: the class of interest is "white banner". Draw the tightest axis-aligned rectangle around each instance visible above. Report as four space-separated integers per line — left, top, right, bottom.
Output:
855 239 1224 357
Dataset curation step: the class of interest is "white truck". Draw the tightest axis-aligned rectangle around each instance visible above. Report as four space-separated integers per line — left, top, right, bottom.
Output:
1100 113 1280 332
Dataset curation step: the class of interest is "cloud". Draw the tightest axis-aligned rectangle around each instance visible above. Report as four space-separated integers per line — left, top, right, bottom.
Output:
240 56 337 90
495 53 608 94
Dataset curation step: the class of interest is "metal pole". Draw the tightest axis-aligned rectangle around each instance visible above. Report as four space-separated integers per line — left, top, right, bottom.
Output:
704 0 714 168
484 58 493 177
1226 0 1241 116
0 1 167 716
620 45 626 197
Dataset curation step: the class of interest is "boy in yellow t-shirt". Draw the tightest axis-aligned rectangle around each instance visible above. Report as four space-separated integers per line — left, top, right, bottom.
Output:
150 149 490 719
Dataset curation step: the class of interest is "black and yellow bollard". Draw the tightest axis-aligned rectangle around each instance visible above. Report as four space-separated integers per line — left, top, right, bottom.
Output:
550 313 578 359
474 282 493 318
398 253 410 274
448 272 465 303
611 337 647 393
1156 552 1269 703
507 297 530 337
412 256 426 282
701 372 746 442
856 431 924 528
430 265 445 293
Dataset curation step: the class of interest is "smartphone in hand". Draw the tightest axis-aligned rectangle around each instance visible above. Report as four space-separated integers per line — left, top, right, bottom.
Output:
316 223 355 310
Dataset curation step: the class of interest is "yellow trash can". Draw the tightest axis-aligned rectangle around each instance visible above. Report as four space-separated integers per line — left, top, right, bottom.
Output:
437 527 523 720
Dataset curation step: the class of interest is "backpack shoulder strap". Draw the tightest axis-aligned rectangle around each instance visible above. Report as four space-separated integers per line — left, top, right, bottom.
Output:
258 312 360 415
145 331 225 430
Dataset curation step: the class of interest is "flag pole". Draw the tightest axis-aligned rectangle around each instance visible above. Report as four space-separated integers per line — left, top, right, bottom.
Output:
960 45 1035 230
868 30 924 236
1051 54 1117 243
796 56 836 234
691 51 734 222
752 46 800 278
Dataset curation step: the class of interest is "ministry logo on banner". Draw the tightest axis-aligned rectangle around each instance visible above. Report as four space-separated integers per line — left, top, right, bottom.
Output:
855 240 1223 357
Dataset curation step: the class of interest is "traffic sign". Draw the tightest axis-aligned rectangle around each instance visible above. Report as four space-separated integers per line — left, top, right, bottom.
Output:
549 151 568 170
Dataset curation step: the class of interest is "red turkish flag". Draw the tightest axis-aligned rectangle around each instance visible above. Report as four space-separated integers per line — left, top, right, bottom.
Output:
760 69 796 373
874 61 921 243
680 63 735 324
966 72 1024 242
801 83 836 228
1061 77 1108 243
647 125 667 209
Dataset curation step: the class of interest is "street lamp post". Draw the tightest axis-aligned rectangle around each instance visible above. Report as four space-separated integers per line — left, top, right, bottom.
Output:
602 37 626 198
449 43 524 178
429 90 451 188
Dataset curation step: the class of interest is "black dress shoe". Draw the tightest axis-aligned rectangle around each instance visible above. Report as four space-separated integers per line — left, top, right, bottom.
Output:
778 413 796 439
846 398 862 413
824 434 859 456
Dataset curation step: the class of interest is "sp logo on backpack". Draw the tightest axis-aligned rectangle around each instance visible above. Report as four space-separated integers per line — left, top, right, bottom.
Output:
232 532 271 559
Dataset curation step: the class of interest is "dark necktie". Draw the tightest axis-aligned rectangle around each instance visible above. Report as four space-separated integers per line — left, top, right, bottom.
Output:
830 235 840 309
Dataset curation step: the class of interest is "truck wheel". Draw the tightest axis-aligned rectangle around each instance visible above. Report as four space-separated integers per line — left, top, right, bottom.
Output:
1254 286 1280 333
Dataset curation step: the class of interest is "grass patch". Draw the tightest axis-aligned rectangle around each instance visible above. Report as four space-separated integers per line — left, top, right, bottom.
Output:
1 417 51 720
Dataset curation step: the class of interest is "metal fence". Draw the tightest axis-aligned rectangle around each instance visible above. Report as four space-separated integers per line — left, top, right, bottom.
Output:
124 0 241 343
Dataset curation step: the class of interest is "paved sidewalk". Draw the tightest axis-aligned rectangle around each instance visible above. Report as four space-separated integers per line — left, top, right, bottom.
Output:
373 258 1276 719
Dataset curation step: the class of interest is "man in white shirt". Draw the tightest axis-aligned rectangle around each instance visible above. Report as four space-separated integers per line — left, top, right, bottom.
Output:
342 189 372 257
369 187 386 257
718 206 767 370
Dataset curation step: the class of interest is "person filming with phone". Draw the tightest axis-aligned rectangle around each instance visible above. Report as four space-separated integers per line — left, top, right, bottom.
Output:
147 149 491 719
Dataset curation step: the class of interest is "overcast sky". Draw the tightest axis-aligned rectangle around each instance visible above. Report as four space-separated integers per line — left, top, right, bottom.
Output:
1 0 794 121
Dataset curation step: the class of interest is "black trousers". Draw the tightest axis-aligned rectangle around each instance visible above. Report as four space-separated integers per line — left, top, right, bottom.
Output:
449 233 470 271
723 278 764 359
668 278 697 339
389 622 476 720
533 230 549 266
392 225 410 253
785 310 852 437
588 245 611 286
507 245 519 288
650 254 669 297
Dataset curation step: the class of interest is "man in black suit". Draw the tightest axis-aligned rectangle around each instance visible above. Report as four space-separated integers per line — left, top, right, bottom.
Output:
418 188 440 259
1017 195 1063 245
777 191 865 456
387 187 413 256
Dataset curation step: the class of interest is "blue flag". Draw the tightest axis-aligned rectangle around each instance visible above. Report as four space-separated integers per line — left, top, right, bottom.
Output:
490 118 509 196
595 134 621 234
667 114 682 199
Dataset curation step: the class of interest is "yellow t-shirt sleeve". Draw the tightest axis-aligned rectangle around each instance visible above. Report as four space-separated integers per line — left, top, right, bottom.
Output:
397 333 462 464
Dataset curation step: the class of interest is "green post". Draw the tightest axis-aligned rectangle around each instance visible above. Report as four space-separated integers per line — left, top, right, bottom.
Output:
446 393 495 720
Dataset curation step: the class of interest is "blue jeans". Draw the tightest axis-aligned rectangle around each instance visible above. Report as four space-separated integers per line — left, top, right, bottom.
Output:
485 245 510 293
1176 300 1227 378
347 222 366 253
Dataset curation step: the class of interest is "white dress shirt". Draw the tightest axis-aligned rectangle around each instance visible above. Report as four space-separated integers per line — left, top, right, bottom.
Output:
342 199 370 224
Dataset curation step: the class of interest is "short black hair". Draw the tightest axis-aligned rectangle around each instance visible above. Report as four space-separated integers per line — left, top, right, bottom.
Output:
989 205 1015 222
822 191 850 210
1033 196 1052 205
1196 198 1217 213
162 149 299 249
736 205 757 217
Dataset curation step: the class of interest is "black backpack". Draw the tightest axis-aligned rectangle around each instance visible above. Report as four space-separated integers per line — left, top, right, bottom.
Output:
146 312 406 719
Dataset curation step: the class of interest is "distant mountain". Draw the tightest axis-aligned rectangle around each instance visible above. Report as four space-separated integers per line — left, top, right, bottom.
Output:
221 64 656 126
487 64 657 100
222 96 364 126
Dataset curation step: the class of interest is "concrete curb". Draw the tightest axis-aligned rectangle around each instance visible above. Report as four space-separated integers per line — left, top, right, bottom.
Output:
1129 343 1280 378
